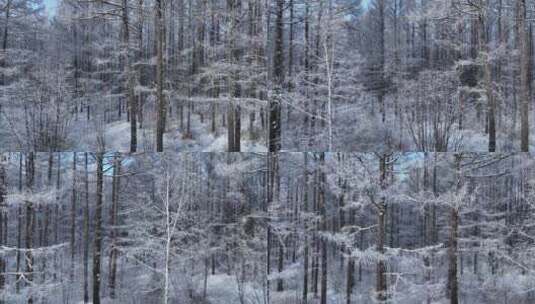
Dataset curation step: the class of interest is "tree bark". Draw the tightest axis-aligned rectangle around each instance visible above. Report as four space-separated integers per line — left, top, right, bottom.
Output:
83 152 90 303
92 152 104 304
25 152 35 304
70 152 77 281
276 241 284 291
477 5 496 152
0 0 11 85
15 154 22 294
269 0 284 152
227 0 242 152
519 0 530 151
302 153 309 304
376 154 387 302
109 153 121 299
346 258 354 304
319 153 327 304
377 0 386 123
0 160 6 302
155 0 166 152
122 0 137 153
447 155 461 304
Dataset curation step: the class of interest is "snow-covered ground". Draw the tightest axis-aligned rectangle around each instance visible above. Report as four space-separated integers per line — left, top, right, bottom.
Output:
69 111 267 152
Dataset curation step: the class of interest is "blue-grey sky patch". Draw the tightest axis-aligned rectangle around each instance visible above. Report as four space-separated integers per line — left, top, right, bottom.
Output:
44 0 57 16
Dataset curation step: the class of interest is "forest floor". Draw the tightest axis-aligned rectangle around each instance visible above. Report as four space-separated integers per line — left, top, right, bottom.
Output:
73 111 267 152
4 96 535 152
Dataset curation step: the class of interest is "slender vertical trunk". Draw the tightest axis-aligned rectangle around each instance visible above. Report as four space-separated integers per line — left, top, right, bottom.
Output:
319 154 327 304
424 153 433 304
478 6 496 152
53 153 60 283
314 3 323 132
302 153 309 304
163 167 171 304
15 155 22 294
266 154 272 304
2 0 10 54
266 225 271 303
210 2 217 134
346 258 354 304
92 152 104 304
70 152 77 281
376 154 387 302
203 257 209 299
109 153 121 299
286 0 294 123
519 0 530 151
448 206 459 304
25 152 35 304
378 0 386 123
0 161 6 302
155 0 166 152
123 0 137 153
227 0 242 152
137 0 145 129
83 152 89 303
497 0 504 133
312 166 319 297
276 242 284 291
303 3 310 145
25 203 34 304
448 155 461 304
269 0 284 152
266 153 280 303
0 0 11 86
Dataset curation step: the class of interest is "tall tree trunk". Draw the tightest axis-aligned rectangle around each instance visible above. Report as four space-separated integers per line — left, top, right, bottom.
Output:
376 154 387 302
109 153 121 299
378 0 386 123
122 0 137 153
276 241 284 291
266 224 271 303
70 152 77 281
83 152 90 303
0 160 6 303
319 153 327 304
478 5 496 152
0 0 11 85
25 152 35 304
346 258 354 304
312 167 319 297
303 3 310 146
448 155 461 304
155 0 166 152
288 0 294 80
269 0 284 152
519 0 530 151
227 0 242 152
137 0 145 130
266 154 272 304
53 153 61 282
92 152 104 304
15 154 22 294
302 153 309 304
2 0 10 55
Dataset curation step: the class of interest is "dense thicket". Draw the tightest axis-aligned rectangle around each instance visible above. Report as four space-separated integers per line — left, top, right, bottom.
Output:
3 0 535 151
0 152 533 303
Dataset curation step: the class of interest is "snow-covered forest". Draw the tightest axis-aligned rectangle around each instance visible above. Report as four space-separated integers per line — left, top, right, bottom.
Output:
0 152 534 303
2 0 535 151
2 0 535 303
